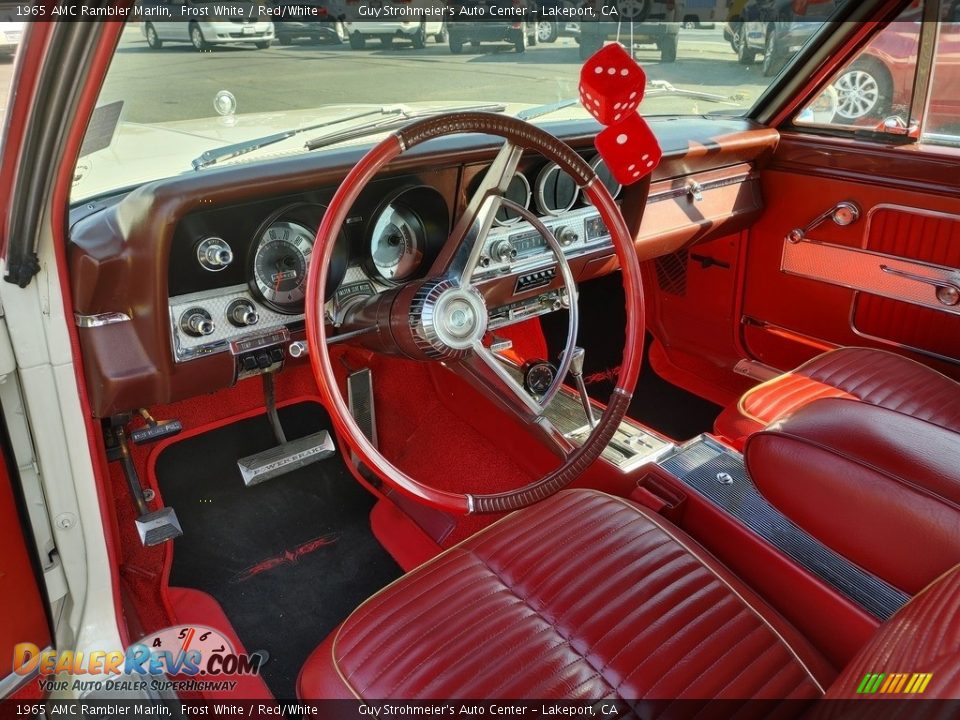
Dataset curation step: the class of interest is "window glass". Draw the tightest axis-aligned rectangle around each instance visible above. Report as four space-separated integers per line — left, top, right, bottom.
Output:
922 15 960 145
795 5 923 132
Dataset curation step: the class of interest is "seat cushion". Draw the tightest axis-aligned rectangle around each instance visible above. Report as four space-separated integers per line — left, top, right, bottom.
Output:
823 565 960 700
715 347 960 445
299 490 834 700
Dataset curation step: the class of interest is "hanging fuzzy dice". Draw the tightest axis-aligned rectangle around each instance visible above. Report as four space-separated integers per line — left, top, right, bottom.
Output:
579 42 662 186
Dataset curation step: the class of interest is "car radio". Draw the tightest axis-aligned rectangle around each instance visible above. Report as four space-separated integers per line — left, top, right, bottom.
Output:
472 206 613 279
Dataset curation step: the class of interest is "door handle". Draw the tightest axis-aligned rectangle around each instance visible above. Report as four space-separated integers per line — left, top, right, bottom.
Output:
879 264 960 306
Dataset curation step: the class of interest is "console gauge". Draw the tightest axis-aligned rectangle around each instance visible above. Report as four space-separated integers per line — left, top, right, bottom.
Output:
493 172 532 226
522 359 558 397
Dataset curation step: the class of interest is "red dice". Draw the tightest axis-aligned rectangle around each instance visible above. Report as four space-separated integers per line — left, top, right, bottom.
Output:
594 114 662 186
578 43 646 126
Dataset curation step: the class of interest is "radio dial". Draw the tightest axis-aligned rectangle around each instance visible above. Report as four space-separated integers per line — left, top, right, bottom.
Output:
227 299 260 327
557 226 579 247
492 239 517 263
181 308 215 337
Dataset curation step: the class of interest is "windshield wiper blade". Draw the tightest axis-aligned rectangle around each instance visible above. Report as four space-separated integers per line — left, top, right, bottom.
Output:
191 107 403 170
303 103 506 152
645 80 744 106
516 98 579 122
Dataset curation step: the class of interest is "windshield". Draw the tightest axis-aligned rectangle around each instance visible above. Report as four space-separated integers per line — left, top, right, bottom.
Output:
68 0 855 201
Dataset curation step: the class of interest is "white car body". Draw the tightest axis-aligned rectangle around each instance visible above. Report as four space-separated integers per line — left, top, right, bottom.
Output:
344 20 446 40
0 20 24 56
140 20 275 48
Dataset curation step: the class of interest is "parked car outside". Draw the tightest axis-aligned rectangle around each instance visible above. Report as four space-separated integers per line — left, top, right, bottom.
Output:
139 0 275 51
729 0 838 77
445 0 539 53
681 0 725 28
273 0 348 44
576 0 684 62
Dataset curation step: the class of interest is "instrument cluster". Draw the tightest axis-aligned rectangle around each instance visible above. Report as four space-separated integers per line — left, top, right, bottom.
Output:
166 153 620 368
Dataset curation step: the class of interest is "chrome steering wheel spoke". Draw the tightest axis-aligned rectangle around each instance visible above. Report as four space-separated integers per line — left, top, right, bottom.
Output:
430 140 525 281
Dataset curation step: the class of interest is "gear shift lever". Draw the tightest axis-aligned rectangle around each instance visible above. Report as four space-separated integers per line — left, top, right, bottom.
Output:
562 347 596 428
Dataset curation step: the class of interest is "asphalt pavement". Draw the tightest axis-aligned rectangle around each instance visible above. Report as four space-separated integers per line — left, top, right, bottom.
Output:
0 24 769 130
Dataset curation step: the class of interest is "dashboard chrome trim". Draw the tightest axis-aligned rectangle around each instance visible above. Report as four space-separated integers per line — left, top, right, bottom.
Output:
75 311 131 328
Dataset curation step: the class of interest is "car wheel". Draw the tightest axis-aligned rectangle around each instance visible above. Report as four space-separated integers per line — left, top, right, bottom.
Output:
145 23 163 49
683 17 698 30
349 32 365 50
659 34 678 63
449 34 464 54
536 21 557 43
736 30 757 65
254 40 271 49
381 35 394 47
412 24 426 49
834 59 893 121
190 23 208 51
761 28 783 76
613 0 652 23
435 25 448 43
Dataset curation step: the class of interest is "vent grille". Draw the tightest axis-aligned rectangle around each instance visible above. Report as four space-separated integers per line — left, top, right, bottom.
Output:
654 250 688 296
662 439 910 620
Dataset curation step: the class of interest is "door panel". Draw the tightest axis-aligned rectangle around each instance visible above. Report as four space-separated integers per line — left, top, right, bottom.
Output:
0 424 51 696
740 133 960 378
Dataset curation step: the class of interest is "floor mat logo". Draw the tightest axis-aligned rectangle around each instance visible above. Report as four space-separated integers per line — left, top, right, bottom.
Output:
232 533 340 583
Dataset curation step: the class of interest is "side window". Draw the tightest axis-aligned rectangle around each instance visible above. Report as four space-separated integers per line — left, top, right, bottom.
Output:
923 18 960 144
795 1 960 147
795 6 923 132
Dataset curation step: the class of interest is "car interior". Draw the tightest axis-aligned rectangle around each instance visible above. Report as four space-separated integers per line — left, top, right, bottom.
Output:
6 0 960 708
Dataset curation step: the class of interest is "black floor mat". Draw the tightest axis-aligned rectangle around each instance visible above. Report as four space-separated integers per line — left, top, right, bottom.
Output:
543 274 722 440
155 402 402 699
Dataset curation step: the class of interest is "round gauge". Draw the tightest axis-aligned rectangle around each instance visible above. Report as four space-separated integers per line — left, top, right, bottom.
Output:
493 172 532 226
138 625 236 659
252 220 314 314
587 154 623 204
370 203 426 282
535 162 579 216
522 359 557 397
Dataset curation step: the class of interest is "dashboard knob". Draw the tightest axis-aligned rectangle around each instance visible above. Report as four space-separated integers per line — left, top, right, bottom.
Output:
227 299 259 327
180 308 215 337
196 237 234 271
557 226 579 247
492 239 517 263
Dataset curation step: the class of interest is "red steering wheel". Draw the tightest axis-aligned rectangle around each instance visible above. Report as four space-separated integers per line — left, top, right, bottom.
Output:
306 113 645 514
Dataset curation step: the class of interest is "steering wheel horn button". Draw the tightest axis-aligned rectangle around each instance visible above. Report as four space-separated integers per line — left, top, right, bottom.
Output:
410 280 488 358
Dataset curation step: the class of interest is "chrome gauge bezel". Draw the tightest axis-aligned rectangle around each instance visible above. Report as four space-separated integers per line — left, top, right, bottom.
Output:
534 162 579 216
492 171 532 227
587 154 623 205
369 203 427 283
251 219 315 315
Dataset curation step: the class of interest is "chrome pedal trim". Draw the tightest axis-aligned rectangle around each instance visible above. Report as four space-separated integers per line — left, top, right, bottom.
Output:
660 437 910 620
237 430 335 486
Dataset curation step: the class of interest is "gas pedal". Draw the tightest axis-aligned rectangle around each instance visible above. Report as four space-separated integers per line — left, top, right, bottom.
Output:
348 369 378 447
136 507 183 547
237 430 336 487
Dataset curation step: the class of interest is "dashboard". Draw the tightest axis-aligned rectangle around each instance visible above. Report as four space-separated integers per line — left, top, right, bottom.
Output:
68 117 774 418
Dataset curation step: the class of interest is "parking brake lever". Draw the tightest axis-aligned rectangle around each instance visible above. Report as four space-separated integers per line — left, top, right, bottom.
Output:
562 347 596 428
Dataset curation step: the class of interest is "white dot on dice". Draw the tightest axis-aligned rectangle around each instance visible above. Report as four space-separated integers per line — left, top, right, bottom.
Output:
617 134 627 145
595 66 603 74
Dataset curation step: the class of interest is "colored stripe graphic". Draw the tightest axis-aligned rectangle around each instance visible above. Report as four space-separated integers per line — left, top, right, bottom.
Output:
857 672 932 694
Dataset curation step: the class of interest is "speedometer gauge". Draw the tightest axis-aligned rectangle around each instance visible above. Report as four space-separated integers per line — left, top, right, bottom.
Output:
370 204 426 282
252 220 313 313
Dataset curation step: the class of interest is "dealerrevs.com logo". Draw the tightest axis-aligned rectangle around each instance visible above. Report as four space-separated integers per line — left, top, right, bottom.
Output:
13 625 263 694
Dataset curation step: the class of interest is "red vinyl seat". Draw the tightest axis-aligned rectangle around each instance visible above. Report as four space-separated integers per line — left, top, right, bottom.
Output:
299 489 960 701
714 347 960 446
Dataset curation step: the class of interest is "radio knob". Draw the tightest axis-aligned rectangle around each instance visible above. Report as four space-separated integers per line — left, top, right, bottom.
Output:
180 308 215 337
227 299 259 327
492 239 517 263
557 226 579 247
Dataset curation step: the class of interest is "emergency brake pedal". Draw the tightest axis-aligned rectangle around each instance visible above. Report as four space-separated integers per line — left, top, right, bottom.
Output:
113 425 183 547
237 431 336 486
130 408 182 445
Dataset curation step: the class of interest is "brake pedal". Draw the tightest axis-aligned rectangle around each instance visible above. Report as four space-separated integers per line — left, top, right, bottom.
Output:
237 430 336 486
